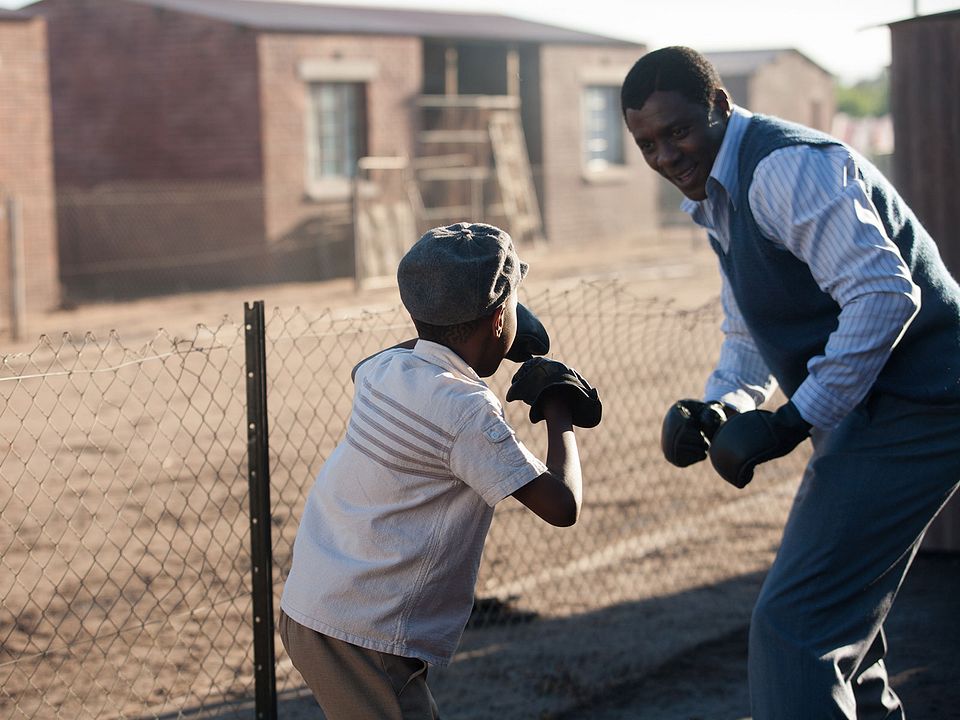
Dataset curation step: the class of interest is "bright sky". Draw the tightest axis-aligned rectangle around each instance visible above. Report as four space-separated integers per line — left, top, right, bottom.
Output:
3 0 958 83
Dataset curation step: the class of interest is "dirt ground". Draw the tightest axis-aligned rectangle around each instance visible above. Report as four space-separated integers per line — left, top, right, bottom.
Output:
554 552 960 720
4 228 958 719
4 227 715 353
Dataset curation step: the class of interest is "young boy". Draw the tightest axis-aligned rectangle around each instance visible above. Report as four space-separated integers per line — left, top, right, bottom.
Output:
279 222 595 719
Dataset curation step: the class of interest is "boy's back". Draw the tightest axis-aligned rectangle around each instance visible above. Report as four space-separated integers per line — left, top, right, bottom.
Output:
279 222 598 719
281 339 547 666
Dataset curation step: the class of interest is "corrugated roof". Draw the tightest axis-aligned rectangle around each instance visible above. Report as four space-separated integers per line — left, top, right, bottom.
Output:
888 8 960 27
124 0 640 45
706 48 832 78
0 8 33 20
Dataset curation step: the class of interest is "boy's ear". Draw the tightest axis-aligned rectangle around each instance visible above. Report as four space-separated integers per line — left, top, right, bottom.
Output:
491 304 506 337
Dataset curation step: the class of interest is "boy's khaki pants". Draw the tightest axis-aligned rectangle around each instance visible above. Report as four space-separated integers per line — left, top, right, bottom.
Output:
279 610 440 719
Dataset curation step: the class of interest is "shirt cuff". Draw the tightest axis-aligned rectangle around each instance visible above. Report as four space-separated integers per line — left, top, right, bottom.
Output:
790 376 854 430
711 389 759 414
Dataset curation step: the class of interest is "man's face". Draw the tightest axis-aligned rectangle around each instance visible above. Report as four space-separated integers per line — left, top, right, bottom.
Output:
624 89 730 201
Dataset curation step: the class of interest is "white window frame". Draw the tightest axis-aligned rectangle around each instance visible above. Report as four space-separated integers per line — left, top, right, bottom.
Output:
300 59 378 199
579 66 632 184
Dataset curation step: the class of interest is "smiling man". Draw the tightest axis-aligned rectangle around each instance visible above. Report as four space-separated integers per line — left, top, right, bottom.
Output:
621 46 960 719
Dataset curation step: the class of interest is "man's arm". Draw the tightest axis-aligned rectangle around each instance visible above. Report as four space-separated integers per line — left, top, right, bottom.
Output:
750 144 920 429
704 268 779 412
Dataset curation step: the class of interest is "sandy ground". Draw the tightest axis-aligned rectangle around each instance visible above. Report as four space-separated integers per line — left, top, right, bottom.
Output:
4 228 958 719
568 552 960 720
4 227 714 353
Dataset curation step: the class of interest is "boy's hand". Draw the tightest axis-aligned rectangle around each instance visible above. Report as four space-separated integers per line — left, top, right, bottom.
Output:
506 357 602 428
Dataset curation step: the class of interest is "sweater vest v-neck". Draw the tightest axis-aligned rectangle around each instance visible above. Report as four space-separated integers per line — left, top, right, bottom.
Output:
710 114 960 402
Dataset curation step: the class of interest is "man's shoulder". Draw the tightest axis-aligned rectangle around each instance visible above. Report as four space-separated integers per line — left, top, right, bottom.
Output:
743 114 840 152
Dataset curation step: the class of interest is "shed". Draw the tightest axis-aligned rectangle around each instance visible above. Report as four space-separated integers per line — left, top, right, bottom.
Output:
707 48 835 131
0 8 59 331
889 9 960 553
30 0 653 298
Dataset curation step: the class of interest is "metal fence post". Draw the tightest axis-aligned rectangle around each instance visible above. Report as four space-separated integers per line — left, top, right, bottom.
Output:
244 300 278 720
4 194 26 340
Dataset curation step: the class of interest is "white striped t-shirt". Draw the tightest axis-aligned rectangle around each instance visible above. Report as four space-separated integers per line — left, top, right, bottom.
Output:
280 340 546 666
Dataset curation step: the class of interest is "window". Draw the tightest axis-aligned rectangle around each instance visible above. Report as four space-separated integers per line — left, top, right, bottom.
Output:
582 85 624 171
306 82 368 185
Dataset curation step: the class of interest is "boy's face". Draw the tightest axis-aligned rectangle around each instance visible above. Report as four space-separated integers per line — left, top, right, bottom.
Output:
476 291 518 378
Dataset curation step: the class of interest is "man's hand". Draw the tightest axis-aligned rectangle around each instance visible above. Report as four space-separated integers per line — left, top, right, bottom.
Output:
708 402 811 488
660 399 734 467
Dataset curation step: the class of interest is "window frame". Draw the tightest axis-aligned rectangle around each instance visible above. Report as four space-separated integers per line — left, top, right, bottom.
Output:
299 59 378 200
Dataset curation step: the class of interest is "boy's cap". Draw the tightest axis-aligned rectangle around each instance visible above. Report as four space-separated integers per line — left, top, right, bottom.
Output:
397 222 528 325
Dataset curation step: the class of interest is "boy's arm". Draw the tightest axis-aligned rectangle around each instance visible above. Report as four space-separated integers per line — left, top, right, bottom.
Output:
351 338 418 382
511 397 582 527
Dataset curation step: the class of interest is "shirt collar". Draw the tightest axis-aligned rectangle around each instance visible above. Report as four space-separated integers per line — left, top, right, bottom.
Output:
412 339 481 382
681 105 753 215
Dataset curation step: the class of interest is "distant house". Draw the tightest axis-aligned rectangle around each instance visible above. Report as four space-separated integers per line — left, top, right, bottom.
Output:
888 9 960 553
707 48 835 131
30 0 654 299
0 9 59 326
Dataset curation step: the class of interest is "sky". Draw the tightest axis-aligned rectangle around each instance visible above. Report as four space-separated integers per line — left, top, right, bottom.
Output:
2 0 958 83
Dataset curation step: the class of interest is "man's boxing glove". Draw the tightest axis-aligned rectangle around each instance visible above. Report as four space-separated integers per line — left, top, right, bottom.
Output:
660 399 735 467
708 401 812 488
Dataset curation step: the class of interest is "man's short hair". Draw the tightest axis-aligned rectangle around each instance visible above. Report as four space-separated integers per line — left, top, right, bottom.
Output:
621 46 723 118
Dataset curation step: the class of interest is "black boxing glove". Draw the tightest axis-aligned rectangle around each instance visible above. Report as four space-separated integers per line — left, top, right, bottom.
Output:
660 399 735 468
506 303 550 363
708 401 812 488
506 357 602 428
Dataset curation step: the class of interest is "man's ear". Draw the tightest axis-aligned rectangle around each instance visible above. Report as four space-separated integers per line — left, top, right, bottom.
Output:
712 87 732 119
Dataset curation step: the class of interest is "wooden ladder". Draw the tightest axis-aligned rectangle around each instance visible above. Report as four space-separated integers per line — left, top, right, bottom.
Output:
488 111 544 246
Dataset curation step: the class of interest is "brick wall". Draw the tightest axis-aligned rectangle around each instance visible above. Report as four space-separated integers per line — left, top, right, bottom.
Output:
34 0 273 298
0 15 59 318
749 53 836 132
37 0 263 185
538 44 659 247
257 33 421 278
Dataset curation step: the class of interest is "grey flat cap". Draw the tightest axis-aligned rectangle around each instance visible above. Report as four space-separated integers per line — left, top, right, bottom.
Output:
397 222 528 325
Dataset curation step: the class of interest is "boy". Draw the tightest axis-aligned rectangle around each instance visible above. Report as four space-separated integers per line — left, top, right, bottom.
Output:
279 222 598 719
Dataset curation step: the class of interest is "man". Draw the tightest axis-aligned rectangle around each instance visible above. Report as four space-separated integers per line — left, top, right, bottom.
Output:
621 46 960 718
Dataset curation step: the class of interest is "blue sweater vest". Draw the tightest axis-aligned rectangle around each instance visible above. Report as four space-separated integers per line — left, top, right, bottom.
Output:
710 114 960 402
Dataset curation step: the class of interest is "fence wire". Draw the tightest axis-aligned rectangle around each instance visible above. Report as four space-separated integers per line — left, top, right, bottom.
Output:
0 324 253 719
1 280 809 719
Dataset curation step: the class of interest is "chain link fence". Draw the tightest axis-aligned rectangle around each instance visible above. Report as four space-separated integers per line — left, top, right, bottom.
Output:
1 280 808 719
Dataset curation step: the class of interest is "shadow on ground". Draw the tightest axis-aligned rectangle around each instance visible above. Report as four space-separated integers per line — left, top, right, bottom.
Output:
562 552 960 720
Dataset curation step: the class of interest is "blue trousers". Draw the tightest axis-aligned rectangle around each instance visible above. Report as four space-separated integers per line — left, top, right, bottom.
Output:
749 392 960 719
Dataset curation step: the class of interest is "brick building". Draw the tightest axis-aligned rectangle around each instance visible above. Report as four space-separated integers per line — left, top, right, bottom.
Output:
0 9 59 326
707 48 835 131
31 0 654 299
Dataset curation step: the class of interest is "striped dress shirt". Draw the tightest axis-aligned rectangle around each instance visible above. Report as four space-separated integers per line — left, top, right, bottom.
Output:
682 107 920 429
